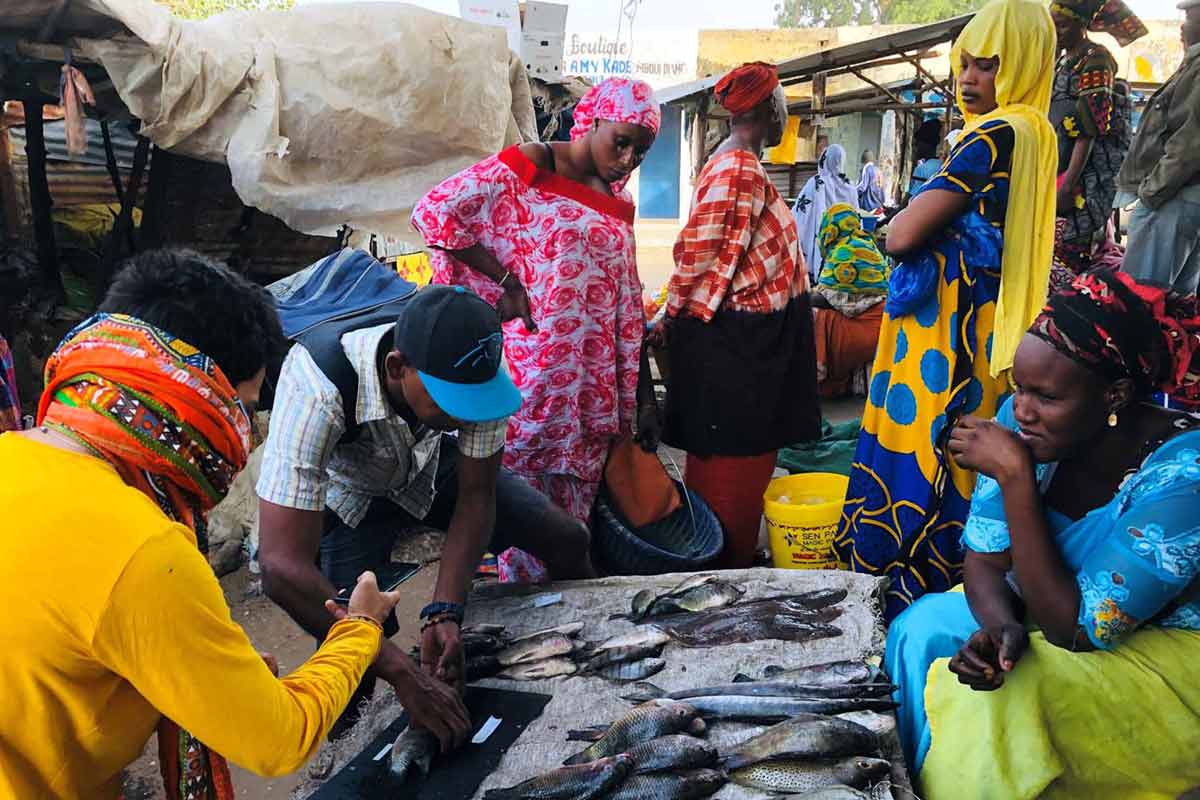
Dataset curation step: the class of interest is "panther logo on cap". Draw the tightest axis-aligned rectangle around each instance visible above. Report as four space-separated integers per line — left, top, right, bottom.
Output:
454 333 504 370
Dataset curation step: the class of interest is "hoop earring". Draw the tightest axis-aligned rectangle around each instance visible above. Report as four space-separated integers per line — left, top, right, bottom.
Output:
1107 411 1119 428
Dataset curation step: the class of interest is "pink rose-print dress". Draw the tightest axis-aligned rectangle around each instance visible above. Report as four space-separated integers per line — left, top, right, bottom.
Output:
412 146 643 524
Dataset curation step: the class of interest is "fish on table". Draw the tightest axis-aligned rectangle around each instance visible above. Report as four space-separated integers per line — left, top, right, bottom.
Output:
757 660 880 683
719 713 880 770
650 599 845 648
579 642 665 675
384 726 438 786
497 657 579 681
483 754 633 800
497 633 581 667
623 734 718 774
778 786 872 799
507 622 585 645
627 576 743 621
605 768 727 800
625 680 897 702
729 756 892 793
593 657 666 683
563 703 702 765
643 695 897 723
588 627 672 653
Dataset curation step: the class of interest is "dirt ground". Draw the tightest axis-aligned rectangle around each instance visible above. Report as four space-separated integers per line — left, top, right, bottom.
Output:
122 563 439 800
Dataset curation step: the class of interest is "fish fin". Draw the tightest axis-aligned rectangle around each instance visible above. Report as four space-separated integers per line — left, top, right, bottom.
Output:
731 673 755 683
627 681 665 699
565 727 606 742
762 665 784 678
562 749 593 766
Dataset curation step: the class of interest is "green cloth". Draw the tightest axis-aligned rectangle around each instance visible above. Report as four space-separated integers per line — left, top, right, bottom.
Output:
777 418 861 477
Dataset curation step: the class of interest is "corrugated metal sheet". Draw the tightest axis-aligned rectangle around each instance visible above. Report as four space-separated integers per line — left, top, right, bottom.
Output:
8 117 138 170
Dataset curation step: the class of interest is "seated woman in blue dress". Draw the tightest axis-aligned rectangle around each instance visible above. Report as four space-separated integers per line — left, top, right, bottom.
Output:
886 268 1200 799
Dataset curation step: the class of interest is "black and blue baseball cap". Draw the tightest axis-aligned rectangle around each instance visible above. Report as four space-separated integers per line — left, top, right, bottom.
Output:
394 285 521 423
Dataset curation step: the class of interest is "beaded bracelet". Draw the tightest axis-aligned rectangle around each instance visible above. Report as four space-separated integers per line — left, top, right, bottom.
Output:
346 613 384 632
419 601 465 622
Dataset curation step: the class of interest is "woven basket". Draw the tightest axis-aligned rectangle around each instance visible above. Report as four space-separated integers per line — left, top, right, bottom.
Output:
592 480 724 576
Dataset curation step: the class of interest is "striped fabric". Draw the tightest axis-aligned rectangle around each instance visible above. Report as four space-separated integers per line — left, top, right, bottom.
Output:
256 324 507 527
668 149 808 323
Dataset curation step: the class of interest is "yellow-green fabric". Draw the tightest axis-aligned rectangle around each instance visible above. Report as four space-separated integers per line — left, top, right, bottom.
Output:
950 0 1058 376
816 203 888 296
922 626 1200 799
0 433 382 799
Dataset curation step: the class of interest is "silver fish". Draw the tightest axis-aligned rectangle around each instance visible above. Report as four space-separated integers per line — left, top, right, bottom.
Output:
508 622 585 644
631 589 659 620
646 695 897 722
606 768 727 800
498 657 578 680
721 714 879 770
624 735 718 774
563 703 700 765
462 623 507 637
498 634 579 666
759 660 877 684
484 754 633 800
593 627 672 652
625 680 897 702
581 643 665 674
730 757 892 793
645 581 745 618
663 574 722 596
386 726 438 784
595 657 667 683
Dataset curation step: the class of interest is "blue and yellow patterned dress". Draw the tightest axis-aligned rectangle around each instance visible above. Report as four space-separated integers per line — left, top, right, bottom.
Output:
836 119 1016 622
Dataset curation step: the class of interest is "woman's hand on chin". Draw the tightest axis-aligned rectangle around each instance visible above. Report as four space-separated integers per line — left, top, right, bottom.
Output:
948 415 1033 485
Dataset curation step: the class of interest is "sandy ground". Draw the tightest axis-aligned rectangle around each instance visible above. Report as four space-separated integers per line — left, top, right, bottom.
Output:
121 564 440 800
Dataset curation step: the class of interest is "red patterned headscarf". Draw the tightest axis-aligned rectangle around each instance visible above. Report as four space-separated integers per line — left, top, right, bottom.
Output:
39 312 250 800
1030 269 1200 409
714 61 780 114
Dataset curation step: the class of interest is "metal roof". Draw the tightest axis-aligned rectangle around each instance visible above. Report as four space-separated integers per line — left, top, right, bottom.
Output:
8 117 139 170
656 14 974 106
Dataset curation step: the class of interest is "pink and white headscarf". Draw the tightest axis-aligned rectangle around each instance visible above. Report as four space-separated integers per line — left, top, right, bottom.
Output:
568 78 660 193
569 78 661 142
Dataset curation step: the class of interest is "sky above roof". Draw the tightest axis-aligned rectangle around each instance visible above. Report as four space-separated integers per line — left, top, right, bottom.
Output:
297 0 1185 31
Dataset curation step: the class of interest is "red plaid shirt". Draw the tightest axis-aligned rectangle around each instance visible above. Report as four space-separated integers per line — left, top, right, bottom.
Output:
668 149 807 322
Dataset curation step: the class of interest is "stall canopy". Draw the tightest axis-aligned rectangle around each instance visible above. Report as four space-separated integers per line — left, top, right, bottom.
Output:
2 0 538 239
656 14 974 109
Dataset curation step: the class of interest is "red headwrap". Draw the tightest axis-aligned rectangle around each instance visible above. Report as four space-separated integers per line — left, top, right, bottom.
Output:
714 61 780 115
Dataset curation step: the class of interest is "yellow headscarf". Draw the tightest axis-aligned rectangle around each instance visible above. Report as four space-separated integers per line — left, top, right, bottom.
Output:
950 0 1058 377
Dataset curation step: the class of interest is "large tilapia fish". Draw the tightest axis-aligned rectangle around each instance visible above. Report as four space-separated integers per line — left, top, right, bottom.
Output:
483 754 633 800
720 714 880 770
606 768 727 800
623 735 718 774
563 703 702 765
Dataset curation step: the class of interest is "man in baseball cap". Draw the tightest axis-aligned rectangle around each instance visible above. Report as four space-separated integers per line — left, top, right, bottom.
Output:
256 284 591 749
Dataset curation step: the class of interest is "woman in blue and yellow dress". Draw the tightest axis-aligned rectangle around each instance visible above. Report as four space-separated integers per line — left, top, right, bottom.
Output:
835 0 1058 621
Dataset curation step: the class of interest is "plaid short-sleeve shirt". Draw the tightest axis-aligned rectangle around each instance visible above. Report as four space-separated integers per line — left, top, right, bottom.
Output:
256 324 508 527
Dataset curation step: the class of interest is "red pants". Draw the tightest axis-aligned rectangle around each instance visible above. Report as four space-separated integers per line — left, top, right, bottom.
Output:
685 451 778 569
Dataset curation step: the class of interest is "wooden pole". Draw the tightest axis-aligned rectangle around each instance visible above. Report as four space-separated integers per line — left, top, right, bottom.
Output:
691 95 709 182
139 144 172 250
98 135 150 296
22 101 65 302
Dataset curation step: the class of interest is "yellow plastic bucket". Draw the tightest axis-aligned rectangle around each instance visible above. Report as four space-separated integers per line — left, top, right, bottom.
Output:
763 473 849 570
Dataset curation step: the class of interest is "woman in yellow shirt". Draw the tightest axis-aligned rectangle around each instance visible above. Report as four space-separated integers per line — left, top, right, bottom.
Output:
0 250 396 799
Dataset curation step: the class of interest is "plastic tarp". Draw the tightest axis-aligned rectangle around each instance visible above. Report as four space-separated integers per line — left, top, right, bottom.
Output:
61 0 536 240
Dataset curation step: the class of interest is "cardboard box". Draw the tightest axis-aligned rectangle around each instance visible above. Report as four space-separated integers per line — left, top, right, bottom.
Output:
521 1 568 82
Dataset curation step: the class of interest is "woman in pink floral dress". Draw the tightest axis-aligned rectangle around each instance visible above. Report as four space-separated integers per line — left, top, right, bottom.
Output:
412 78 661 527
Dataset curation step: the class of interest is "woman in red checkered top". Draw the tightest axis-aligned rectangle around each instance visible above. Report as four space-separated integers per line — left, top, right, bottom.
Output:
652 62 821 568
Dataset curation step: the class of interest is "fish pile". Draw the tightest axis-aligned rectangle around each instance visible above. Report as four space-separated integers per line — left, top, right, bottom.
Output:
627 575 746 621
487 703 725 800
452 623 675 684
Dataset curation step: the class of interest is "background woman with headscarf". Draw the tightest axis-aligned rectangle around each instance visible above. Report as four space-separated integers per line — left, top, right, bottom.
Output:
857 150 887 211
886 269 1200 797
1050 0 1146 274
836 0 1058 622
811 203 889 398
654 61 820 569
793 143 859 281
413 78 660 533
